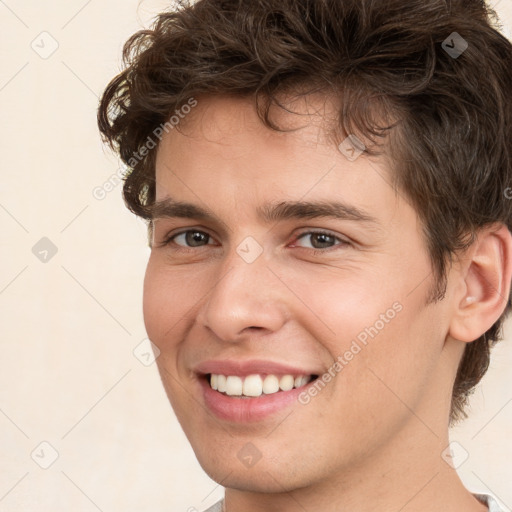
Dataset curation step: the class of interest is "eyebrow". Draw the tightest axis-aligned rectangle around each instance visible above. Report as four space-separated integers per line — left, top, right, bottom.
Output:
148 197 380 226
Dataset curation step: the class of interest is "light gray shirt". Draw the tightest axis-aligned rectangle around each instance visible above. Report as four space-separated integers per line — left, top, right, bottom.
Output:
475 493 505 511
202 494 504 511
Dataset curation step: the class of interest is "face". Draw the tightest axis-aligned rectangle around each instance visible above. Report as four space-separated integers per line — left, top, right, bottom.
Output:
143 95 455 492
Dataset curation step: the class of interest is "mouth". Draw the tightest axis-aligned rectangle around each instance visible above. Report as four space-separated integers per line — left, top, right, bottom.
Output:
194 360 324 422
205 372 318 398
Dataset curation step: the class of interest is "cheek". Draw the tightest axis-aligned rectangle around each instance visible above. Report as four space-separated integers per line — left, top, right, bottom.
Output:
290 259 444 415
142 255 191 344
333 295 446 434
275 261 404 351
142 257 198 414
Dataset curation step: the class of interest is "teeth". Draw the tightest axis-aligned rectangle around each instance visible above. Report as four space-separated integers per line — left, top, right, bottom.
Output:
295 376 309 388
243 374 263 397
225 376 243 396
279 375 294 391
209 373 312 397
262 375 279 394
217 375 227 393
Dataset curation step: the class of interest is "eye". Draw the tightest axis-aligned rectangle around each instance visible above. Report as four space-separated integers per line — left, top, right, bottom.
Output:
159 228 349 252
292 231 349 251
164 230 215 248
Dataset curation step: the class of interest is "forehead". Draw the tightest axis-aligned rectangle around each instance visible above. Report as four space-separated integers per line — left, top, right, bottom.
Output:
156 93 343 169
185 92 340 136
153 94 404 221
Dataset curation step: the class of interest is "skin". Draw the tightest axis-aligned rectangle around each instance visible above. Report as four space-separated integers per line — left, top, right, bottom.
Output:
143 94 512 512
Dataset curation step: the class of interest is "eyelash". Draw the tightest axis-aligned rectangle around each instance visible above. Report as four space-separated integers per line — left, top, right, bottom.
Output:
159 229 350 253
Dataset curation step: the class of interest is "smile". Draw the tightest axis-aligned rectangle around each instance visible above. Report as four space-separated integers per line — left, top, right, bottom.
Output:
194 360 323 422
209 373 315 398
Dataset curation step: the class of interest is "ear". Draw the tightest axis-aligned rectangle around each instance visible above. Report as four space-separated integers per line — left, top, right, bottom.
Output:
449 224 512 343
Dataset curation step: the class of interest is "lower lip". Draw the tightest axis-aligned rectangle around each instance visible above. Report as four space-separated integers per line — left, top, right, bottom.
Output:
199 377 311 423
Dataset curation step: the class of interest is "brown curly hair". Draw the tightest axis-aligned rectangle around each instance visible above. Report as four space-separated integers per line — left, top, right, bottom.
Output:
97 0 512 423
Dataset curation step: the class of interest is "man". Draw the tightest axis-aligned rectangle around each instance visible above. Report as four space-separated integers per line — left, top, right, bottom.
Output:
98 0 512 510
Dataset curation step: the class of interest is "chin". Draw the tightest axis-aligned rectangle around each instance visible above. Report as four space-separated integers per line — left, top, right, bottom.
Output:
200 459 303 493
192 439 316 493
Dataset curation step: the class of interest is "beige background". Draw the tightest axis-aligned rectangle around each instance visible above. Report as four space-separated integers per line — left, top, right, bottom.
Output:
0 1 511 511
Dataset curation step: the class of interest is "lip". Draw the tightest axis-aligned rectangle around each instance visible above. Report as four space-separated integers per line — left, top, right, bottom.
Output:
195 359 322 423
199 377 315 423
194 359 321 377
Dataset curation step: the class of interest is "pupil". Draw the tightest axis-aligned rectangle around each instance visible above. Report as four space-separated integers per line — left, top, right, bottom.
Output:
187 231 207 247
314 234 333 248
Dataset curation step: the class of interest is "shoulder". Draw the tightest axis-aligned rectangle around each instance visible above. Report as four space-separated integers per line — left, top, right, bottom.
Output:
201 500 223 512
474 493 505 512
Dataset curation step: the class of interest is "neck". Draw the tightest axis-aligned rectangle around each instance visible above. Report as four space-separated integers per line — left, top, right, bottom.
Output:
223 413 486 512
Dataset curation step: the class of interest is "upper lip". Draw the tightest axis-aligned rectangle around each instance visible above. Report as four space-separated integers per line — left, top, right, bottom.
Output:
194 359 321 377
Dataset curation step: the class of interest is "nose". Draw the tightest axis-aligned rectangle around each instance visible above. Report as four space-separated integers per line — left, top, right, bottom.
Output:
195 248 290 342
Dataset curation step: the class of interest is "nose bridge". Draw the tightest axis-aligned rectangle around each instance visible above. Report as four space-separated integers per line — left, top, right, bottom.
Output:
197 243 289 341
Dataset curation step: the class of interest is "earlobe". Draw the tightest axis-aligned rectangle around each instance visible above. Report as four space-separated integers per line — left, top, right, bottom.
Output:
449 224 512 343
